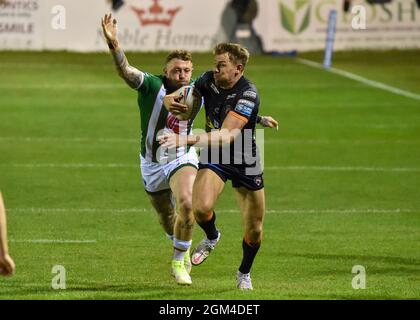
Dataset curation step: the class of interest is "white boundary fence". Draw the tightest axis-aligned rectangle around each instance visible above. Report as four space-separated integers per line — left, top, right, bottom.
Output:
1 0 419 52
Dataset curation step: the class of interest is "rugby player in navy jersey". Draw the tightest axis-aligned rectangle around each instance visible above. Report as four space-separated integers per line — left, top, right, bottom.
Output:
160 43 277 289
103 14 276 287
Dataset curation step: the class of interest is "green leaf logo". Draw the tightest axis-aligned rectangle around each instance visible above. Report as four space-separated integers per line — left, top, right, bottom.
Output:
279 0 311 34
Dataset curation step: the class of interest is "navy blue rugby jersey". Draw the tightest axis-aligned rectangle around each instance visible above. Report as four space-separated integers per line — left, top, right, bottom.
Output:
194 71 261 170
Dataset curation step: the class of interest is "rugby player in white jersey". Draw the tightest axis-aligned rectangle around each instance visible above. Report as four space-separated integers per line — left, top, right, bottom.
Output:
102 14 278 285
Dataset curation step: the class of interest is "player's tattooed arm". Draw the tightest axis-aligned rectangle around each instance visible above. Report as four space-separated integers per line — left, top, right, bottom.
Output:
102 13 143 89
111 48 143 90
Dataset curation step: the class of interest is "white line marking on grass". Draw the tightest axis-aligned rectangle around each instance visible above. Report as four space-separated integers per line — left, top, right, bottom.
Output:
0 62 164 69
0 137 139 143
2 137 420 145
0 83 126 90
8 208 149 214
0 62 295 71
265 166 420 173
9 207 416 215
3 163 420 173
10 239 97 244
1 163 138 168
264 139 420 145
222 208 415 214
297 58 420 102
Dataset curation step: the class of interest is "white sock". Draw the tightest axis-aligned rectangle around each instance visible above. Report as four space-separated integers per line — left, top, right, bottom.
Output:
173 238 192 261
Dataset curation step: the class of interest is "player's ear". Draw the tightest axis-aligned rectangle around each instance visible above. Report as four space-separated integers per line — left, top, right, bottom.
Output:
236 64 244 75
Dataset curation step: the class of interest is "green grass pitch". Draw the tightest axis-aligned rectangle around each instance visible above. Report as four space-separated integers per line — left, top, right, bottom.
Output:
0 50 419 299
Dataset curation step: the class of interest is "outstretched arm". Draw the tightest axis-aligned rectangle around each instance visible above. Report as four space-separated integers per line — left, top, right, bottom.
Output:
0 192 15 276
102 13 143 90
257 115 279 130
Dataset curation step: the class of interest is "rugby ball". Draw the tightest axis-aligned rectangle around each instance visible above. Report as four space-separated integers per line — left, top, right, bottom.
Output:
174 85 202 121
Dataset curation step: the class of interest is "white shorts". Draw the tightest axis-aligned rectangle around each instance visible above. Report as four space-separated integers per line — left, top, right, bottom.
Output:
140 148 199 193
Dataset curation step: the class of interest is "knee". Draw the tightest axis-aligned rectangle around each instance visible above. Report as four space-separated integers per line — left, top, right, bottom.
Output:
177 193 193 215
245 222 263 244
192 198 214 221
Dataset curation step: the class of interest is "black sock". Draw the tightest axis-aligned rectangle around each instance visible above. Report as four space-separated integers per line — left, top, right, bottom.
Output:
197 212 219 240
238 239 261 274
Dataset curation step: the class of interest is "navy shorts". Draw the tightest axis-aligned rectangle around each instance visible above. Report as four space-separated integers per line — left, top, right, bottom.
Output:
198 163 264 191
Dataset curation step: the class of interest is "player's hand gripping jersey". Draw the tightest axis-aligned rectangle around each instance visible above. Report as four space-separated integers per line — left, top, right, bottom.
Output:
138 72 199 163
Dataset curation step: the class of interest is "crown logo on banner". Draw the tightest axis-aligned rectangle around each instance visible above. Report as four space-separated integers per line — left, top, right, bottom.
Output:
131 0 181 26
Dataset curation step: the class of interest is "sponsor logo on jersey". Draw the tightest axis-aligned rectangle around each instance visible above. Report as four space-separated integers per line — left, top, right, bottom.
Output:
242 90 257 99
236 99 255 116
235 104 253 117
213 119 220 128
210 83 220 94
206 116 220 129
237 99 255 108
166 113 188 134
227 93 237 100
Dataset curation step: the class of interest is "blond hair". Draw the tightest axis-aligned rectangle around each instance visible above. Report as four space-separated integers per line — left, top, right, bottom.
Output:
165 50 193 64
214 43 250 67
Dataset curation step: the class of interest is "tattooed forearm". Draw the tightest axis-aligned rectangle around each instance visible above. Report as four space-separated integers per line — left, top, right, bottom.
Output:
111 47 143 90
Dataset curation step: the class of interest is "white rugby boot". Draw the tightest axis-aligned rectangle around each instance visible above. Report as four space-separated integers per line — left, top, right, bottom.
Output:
191 231 221 266
236 271 253 290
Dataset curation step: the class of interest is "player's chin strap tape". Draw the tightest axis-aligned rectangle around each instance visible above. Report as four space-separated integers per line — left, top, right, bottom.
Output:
256 115 262 124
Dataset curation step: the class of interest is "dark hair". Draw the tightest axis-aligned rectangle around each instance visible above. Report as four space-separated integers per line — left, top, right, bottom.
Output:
214 43 250 66
165 50 193 64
